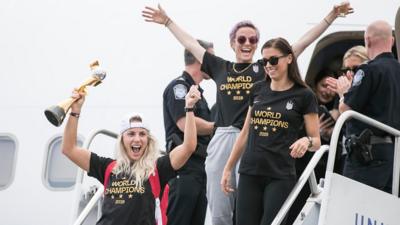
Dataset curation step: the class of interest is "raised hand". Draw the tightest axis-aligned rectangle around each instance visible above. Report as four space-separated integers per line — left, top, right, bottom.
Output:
344 70 354 82
336 76 352 96
327 75 352 98
185 85 201 108
326 77 339 93
71 88 86 113
333 1 354 17
142 4 170 25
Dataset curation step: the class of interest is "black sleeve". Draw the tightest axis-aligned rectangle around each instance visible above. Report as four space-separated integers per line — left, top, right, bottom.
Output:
201 51 228 80
165 81 188 123
156 155 176 188
302 88 319 115
87 152 114 184
344 66 372 112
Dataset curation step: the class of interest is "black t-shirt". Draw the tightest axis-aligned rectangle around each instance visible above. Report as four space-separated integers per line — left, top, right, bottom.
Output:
88 152 175 225
239 79 318 179
320 95 339 112
201 52 265 129
344 52 400 137
162 71 211 176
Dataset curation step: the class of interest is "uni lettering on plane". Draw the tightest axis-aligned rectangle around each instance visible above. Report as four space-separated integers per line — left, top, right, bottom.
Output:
355 213 385 225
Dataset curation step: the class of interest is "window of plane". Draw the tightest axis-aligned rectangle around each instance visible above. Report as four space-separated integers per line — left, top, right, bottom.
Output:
305 31 397 88
43 135 84 190
0 134 18 190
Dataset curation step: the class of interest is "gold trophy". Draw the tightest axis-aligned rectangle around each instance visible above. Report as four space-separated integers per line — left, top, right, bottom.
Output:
44 60 106 127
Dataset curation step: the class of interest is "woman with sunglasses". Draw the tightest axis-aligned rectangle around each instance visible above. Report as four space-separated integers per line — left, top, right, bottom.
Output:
326 45 369 99
221 38 321 225
324 46 369 173
142 3 352 225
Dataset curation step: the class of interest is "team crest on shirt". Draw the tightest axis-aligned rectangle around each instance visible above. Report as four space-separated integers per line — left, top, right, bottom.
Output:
352 69 365 87
286 100 294 110
173 84 187 99
253 64 259 73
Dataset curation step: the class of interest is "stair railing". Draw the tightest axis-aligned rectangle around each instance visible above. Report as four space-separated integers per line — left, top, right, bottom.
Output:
72 129 118 225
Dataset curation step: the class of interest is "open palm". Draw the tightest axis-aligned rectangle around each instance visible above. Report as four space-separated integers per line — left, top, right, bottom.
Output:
142 4 169 25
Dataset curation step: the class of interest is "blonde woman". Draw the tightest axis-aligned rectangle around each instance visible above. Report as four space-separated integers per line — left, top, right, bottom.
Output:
326 45 369 98
62 85 201 225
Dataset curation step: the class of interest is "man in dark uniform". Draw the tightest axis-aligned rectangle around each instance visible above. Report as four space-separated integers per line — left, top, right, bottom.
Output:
163 39 215 225
339 20 400 193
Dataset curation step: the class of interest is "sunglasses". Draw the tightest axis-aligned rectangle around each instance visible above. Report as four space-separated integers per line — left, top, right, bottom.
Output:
236 35 258 45
340 66 359 74
260 55 287 66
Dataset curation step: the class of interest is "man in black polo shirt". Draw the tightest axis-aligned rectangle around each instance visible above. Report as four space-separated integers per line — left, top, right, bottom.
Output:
339 20 400 193
163 39 215 225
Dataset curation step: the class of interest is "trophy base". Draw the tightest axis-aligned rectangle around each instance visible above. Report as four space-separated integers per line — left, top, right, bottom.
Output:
44 106 66 127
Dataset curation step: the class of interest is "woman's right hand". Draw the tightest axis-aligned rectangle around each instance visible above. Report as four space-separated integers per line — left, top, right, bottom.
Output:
336 76 351 97
71 88 85 113
326 75 351 97
142 4 170 25
319 115 334 141
221 168 234 194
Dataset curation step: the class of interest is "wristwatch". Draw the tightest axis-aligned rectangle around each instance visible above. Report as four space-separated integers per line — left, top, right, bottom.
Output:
70 112 80 118
307 136 313 149
184 107 194 112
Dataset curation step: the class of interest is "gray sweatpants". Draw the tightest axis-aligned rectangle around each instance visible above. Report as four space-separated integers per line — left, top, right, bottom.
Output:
205 126 241 225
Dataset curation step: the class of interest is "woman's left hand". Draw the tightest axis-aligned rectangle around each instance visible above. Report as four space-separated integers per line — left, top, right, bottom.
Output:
333 2 354 17
220 168 234 194
185 85 201 108
289 137 309 158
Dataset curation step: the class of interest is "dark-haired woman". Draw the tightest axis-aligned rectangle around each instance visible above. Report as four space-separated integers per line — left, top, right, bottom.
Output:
142 3 351 224
221 38 321 225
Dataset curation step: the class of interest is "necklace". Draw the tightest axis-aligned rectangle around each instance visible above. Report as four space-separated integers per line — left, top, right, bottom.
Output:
232 62 253 73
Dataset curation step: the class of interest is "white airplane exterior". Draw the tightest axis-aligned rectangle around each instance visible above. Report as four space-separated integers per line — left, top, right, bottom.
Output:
0 0 399 225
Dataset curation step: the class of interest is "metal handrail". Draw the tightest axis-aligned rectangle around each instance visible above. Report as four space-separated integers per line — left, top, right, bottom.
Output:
72 187 104 225
72 129 118 225
326 110 400 196
271 145 329 225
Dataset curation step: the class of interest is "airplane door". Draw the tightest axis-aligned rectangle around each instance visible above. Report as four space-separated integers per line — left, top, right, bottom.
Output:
396 7 400 62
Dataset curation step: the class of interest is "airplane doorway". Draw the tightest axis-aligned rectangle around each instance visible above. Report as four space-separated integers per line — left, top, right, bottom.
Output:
305 31 398 88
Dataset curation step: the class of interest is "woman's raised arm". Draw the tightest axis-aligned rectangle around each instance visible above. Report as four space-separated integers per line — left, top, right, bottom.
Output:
142 4 206 63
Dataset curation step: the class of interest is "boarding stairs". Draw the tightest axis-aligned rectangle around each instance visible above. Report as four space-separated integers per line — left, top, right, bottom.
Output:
70 110 400 225
272 110 400 225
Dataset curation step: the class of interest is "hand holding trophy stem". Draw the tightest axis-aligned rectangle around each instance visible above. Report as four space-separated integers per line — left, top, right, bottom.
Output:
44 60 106 127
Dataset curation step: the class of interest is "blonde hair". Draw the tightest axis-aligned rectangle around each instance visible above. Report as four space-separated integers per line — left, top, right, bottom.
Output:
113 116 161 188
343 45 369 65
